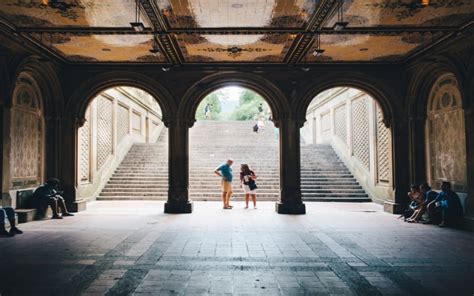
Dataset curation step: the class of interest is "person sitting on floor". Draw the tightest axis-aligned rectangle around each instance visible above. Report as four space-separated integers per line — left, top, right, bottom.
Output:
33 178 74 219
403 184 423 221
426 181 463 227
406 183 437 223
0 206 23 237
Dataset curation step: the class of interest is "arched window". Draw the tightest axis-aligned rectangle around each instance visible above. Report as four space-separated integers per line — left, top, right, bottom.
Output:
426 73 467 192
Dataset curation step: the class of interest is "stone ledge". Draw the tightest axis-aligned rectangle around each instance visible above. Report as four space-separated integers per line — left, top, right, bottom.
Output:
70 199 87 213
164 201 193 214
275 202 306 214
383 200 403 214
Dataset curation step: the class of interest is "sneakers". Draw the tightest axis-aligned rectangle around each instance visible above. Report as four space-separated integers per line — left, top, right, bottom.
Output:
62 213 74 217
10 227 23 235
52 215 63 219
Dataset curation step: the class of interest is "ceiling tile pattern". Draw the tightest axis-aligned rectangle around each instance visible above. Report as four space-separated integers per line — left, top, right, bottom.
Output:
0 0 151 27
0 0 472 64
304 33 443 62
176 33 295 62
159 0 318 28
38 34 166 63
325 0 474 27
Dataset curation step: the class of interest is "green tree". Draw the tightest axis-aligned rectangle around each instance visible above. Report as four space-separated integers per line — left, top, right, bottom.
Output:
196 93 222 120
230 90 269 120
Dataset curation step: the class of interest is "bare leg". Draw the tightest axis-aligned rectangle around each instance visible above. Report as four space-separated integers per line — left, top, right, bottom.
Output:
226 191 233 208
222 191 227 208
49 199 59 217
245 194 250 208
252 194 257 208
58 199 68 214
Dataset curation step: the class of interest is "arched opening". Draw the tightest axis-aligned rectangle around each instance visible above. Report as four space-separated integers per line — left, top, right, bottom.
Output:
189 86 280 204
301 87 393 203
425 73 467 193
76 86 168 203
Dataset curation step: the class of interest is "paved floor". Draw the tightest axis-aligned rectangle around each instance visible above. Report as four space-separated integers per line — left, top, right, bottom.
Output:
0 201 473 296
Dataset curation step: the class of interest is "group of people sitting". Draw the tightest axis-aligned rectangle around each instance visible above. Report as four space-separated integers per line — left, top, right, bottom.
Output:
405 181 463 227
0 178 74 238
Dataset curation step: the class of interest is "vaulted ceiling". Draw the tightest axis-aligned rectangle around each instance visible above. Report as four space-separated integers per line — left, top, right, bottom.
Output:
0 0 473 65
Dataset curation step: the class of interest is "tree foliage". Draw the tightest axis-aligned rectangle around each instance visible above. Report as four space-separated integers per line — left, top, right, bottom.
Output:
230 90 269 121
195 93 222 120
196 88 271 121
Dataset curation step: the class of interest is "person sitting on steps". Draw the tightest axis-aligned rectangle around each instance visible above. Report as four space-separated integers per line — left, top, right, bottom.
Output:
0 207 23 237
33 178 74 219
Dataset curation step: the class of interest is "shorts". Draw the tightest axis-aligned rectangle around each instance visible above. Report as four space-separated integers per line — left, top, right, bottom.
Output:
243 185 257 194
222 180 232 192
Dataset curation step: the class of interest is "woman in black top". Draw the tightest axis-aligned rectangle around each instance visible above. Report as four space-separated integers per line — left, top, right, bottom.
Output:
240 164 257 209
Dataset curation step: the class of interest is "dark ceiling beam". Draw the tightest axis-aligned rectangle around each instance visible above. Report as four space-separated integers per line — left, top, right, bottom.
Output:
15 26 462 35
284 0 338 64
139 0 183 64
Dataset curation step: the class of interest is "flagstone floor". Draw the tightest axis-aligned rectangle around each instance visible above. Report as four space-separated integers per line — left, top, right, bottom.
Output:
1 201 473 295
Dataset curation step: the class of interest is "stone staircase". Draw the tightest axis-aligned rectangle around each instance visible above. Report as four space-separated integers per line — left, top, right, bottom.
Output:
188 121 279 201
98 121 369 202
301 144 370 202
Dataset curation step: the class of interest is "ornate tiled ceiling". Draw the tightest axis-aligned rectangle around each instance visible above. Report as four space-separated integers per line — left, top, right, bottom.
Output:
0 0 473 64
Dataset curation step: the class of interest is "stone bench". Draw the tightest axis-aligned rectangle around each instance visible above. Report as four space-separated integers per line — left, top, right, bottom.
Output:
15 189 46 223
15 190 87 223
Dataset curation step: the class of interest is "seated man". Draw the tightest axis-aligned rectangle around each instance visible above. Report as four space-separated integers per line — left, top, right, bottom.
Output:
426 181 463 227
0 207 23 237
33 178 74 219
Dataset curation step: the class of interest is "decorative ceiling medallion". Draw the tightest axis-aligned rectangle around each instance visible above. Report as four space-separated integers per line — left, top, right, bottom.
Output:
197 46 271 58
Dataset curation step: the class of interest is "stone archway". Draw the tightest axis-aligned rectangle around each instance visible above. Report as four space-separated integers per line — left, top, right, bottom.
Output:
169 72 305 214
295 76 406 213
426 73 467 192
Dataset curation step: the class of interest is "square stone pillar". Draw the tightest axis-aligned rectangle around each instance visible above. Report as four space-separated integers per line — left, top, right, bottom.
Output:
164 119 193 213
275 118 306 214
384 117 410 214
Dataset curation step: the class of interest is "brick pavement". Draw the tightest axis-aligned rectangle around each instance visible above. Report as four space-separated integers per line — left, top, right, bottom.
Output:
0 201 473 295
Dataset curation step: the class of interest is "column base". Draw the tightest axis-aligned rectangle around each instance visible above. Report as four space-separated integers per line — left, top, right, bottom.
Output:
70 199 87 213
383 200 403 214
164 201 193 214
275 202 306 214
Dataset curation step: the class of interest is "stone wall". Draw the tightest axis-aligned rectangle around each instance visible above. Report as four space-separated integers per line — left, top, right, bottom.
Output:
426 73 467 193
1 72 44 208
301 87 393 204
77 87 165 201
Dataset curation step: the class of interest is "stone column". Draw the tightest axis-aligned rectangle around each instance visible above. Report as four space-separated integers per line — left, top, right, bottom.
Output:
165 119 193 213
463 97 474 230
45 117 61 180
408 115 426 185
384 117 410 214
59 116 84 212
275 118 306 214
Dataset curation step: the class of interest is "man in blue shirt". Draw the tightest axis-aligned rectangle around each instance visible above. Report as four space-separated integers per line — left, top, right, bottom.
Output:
425 181 463 227
214 158 234 209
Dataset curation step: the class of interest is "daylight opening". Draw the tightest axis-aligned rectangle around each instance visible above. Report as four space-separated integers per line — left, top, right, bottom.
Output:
189 86 280 205
77 86 168 202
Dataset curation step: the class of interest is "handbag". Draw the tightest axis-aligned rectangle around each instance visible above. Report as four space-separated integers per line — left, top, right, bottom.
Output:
248 180 257 190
